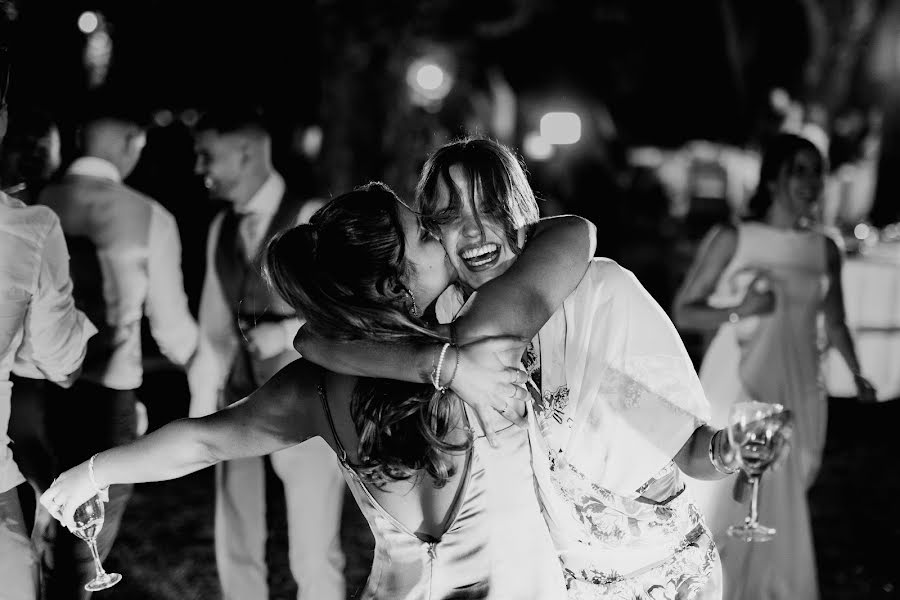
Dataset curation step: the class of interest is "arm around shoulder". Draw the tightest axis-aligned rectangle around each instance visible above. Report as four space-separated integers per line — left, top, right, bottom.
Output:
454 215 597 342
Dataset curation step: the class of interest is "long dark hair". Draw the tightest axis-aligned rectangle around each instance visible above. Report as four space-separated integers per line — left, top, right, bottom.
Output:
745 132 826 222
416 137 539 252
264 182 468 487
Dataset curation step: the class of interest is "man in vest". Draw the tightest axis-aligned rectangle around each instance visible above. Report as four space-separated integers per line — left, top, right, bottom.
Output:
188 107 345 600
38 97 199 599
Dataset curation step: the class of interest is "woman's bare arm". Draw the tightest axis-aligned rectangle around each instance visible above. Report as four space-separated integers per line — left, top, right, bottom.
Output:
453 215 596 343
674 425 736 480
42 359 328 527
822 237 876 402
673 225 775 331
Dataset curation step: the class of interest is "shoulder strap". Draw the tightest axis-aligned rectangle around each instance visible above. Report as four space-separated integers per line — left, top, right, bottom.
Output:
317 379 348 463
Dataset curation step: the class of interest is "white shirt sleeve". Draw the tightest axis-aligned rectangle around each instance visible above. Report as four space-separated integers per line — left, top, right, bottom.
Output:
145 205 199 366
18 214 97 382
187 212 238 417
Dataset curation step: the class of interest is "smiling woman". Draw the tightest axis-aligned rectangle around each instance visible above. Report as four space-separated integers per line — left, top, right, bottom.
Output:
674 132 876 600
417 138 539 291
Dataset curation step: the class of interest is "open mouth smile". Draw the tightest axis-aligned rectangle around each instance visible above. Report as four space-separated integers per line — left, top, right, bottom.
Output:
459 242 500 271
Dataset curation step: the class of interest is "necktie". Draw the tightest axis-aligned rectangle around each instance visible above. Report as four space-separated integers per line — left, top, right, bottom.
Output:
238 211 262 261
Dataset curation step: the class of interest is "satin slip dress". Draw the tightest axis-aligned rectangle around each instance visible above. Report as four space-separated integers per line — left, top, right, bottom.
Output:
318 382 566 599
319 382 490 599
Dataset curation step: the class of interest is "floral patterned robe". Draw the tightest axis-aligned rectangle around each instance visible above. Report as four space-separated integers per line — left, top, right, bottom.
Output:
524 260 720 600
439 259 721 599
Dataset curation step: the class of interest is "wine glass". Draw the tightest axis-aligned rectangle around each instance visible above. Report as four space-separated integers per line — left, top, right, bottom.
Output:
71 495 122 591
725 401 792 543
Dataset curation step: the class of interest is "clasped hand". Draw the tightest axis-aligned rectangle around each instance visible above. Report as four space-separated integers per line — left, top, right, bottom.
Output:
736 270 776 318
449 335 531 447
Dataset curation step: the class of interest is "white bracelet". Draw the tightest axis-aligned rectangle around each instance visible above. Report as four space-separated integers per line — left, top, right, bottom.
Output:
432 342 451 391
88 453 110 495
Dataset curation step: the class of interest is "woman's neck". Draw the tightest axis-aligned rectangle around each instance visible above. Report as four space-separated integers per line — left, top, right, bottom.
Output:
765 200 799 230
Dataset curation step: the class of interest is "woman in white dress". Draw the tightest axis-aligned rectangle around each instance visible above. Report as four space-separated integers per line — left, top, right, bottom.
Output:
673 132 876 600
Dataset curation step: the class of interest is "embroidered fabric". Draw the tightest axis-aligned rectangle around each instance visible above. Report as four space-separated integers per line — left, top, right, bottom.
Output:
546 459 718 599
535 261 711 497
524 261 721 599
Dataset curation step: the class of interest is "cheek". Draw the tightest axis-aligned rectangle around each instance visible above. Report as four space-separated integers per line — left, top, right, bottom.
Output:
426 246 449 275
439 226 459 250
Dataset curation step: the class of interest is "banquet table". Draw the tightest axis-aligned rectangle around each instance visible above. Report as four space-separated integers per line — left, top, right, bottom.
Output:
823 243 900 401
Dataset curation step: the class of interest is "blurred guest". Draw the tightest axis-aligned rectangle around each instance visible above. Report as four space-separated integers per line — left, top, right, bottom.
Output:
0 89 95 600
2 109 64 531
0 108 61 205
188 107 344 600
37 97 198 599
673 132 875 600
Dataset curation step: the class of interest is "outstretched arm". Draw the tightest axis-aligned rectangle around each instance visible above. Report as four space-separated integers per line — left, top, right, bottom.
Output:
41 359 326 528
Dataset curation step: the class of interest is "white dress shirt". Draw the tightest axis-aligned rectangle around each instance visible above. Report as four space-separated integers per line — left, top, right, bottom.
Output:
0 191 97 493
188 172 304 417
43 157 198 390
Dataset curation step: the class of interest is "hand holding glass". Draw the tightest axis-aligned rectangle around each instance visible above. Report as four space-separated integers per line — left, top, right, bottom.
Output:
72 495 122 591
726 401 792 542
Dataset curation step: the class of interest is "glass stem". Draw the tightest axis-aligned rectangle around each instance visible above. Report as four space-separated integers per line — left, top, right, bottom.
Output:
86 539 107 578
747 475 761 527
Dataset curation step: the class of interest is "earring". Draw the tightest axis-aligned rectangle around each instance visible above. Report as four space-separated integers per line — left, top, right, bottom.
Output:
405 289 420 317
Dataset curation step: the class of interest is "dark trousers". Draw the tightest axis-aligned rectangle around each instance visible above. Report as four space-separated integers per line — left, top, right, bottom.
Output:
12 378 137 600
9 377 57 534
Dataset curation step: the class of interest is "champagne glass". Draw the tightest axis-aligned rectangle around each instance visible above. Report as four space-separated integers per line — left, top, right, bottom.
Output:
726 401 792 542
72 495 122 591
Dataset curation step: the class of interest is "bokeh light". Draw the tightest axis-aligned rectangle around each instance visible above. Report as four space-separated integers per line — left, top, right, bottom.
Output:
300 125 323 159
406 57 453 107
152 109 174 128
78 11 99 34
540 111 581 145
523 132 554 161
415 64 444 92
179 108 200 127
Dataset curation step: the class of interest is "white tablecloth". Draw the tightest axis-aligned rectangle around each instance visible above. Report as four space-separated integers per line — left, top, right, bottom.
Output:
824 246 900 401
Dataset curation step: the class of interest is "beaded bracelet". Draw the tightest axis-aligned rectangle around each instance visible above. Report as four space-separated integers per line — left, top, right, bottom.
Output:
443 345 461 390
432 342 451 391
